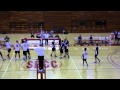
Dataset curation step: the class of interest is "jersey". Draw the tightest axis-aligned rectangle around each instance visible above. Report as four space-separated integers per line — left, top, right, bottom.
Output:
14 43 20 51
95 46 99 55
64 40 69 50
21 43 28 51
6 42 11 49
52 40 55 48
82 51 88 59
60 42 64 50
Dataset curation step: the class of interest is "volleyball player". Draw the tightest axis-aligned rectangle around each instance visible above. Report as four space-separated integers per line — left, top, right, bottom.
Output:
64 38 69 58
21 40 28 61
59 40 64 59
14 40 21 60
25 39 31 59
82 48 88 66
50 40 57 57
5 39 11 59
94 44 100 63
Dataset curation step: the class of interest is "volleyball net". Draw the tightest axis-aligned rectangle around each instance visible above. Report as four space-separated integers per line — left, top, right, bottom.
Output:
21 38 61 50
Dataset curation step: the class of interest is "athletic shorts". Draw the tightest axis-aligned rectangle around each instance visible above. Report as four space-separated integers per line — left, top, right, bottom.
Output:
52 48 56 51
23 51 27 56
8 49 11 52
65 49 68 52
83 59 87 61
15 51 20 54
95 54 98 57
60 49 63 53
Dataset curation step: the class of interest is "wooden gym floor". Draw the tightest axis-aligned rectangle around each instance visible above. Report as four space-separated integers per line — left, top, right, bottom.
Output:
0 33 120 79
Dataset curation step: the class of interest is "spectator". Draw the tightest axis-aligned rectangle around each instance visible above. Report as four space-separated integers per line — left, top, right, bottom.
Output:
78 35 82 45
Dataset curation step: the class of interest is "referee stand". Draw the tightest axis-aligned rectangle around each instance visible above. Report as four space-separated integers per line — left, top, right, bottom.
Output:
36 61 46 79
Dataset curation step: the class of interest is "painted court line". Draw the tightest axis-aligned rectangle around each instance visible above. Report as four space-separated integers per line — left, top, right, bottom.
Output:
69 53 83 79
60 36 82 79
1 35 23 79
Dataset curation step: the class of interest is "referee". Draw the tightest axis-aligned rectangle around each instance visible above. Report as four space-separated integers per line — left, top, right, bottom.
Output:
34 44 45 72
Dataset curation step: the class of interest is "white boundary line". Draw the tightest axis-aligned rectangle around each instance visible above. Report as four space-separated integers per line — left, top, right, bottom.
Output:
60 36 82 79
69 53 83 79
1 35 23 79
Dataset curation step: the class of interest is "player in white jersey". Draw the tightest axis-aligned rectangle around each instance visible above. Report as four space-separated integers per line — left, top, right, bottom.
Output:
5 39 11 59
82 48 88 66
14 40 21 60
21 40 28 61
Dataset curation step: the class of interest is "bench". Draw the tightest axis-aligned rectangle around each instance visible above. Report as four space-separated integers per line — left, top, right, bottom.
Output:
74 36 109 45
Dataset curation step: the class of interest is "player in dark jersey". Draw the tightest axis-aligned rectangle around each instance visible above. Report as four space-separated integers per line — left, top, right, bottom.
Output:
64 38 69 58
50 40 57 57
25 39 31 59
94 44 100 63
59 40 64 59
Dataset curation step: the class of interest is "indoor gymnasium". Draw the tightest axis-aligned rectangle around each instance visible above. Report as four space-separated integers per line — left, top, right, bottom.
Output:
0 11 120 79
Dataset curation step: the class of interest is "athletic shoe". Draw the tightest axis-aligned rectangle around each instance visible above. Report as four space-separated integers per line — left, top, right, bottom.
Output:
28 56 31 59
68 55 69 58
64 55 66 57
38 69 45 73
3 59 6 61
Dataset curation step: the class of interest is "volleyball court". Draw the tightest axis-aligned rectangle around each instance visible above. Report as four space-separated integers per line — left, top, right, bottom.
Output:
21 38 61 79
